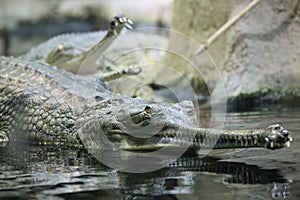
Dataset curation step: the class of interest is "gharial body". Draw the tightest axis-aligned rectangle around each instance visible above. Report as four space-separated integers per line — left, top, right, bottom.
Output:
0 15 292 151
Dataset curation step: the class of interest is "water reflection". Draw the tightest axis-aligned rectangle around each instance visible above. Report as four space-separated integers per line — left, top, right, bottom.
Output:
0 145 293 199
0 109 299 199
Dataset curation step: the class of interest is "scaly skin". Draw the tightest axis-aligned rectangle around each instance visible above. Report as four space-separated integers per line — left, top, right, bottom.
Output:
0 56 292 150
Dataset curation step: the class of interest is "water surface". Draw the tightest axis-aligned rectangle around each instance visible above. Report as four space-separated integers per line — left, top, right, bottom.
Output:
0 109 299 199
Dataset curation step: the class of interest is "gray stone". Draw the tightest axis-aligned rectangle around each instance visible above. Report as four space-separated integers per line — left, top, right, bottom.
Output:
217 0 300 101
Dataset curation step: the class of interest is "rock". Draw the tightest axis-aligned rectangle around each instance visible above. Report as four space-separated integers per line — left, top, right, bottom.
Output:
216 0 300 108
169 0 230 94
171 0 300 109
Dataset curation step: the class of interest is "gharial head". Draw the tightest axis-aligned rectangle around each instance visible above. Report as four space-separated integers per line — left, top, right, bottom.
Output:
78 96 292 151
264 124 293 149
108 14 133 36
78 97 198 151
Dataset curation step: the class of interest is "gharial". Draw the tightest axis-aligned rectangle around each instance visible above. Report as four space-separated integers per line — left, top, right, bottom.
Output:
22 14 192 102
0 14 292 151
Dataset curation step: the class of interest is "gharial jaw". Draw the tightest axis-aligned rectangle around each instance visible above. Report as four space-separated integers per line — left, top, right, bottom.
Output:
98 115 293 151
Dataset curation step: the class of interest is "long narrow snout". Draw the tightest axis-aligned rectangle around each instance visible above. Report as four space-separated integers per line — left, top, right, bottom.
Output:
106 121 292 151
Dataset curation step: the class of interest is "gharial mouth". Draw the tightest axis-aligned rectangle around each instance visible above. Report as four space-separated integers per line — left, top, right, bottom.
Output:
104 122 196 151
104 123 293 151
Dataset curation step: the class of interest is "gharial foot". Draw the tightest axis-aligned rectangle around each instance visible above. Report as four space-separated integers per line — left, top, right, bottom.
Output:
0 131 9 147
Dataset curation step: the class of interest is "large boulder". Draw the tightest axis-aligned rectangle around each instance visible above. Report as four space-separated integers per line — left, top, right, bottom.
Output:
219 0 300 108
171 0 300 109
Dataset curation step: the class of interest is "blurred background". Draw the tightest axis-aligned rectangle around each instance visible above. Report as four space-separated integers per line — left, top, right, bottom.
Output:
0 0 173 56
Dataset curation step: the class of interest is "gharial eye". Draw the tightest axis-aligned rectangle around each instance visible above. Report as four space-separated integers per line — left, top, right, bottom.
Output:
144 106 152 115
110 20 118 28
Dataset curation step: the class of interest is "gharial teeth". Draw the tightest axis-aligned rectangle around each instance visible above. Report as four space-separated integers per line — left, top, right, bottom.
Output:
127 19 133 24
125 23 132 29
119 17 124 23
264 137 270 143
125 24 132 30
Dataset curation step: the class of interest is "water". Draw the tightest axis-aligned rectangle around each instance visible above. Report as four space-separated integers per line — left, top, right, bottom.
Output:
0 109 299 200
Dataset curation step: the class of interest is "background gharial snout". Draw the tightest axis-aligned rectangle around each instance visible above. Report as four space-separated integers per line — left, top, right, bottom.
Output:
265 124 293 149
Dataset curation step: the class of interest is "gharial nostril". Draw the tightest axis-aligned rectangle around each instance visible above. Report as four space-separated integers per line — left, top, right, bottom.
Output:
283 130 289 137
